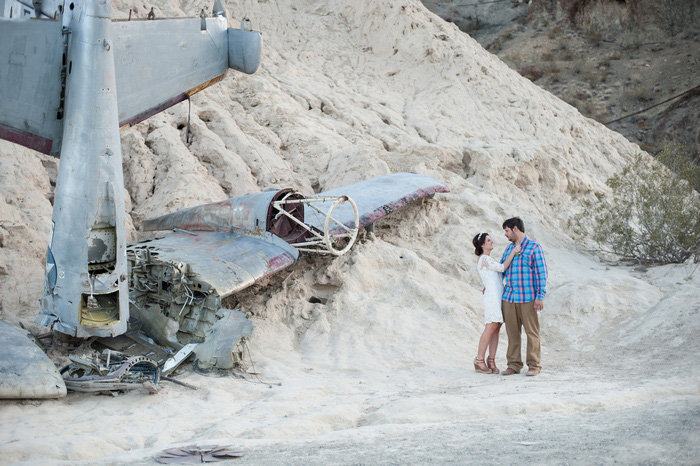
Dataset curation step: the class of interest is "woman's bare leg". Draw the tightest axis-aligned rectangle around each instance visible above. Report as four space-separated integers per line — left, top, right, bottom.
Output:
477 323 499 360
487 323 502 360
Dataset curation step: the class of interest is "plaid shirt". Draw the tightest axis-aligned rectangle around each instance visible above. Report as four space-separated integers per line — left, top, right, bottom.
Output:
500 236 548 303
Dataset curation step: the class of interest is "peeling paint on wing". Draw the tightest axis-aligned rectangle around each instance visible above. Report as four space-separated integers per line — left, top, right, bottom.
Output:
307 173 450 235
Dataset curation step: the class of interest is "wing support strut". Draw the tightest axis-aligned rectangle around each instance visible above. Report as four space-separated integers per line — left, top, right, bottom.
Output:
272 194 359 256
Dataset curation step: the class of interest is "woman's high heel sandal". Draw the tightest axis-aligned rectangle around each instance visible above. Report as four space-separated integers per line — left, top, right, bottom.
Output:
474 357 492 374
486 357 500 374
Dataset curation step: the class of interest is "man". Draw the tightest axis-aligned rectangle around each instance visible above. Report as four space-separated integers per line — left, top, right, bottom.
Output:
500 217 548 376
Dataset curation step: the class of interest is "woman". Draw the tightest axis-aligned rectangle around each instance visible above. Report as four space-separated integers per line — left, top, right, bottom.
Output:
472 232 520 374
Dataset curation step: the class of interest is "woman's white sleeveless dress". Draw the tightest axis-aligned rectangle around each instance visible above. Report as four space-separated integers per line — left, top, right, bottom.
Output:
477 255 505 324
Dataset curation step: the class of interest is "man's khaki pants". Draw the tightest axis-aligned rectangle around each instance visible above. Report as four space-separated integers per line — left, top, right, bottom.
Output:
502 300 541 372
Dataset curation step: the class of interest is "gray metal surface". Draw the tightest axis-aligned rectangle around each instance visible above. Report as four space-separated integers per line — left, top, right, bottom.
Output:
0 320 66 399
228 24 262 74
0 18 64 154
128 231 297 348
131 230 298 298
192 309 253 370
114 16 237 127
0 10 262 154
39 0 130 338
306 173 450 234
142 190 281 234
0 0 264 341
162 342 197 375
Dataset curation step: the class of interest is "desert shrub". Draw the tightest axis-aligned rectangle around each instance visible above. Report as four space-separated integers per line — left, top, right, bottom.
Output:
585 29 603 47
620 31 644 50
627 84 653 103
570 144 700 264
658 0 697 35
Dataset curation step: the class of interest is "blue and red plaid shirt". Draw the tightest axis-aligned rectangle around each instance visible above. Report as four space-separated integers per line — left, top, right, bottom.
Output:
500 236 548 303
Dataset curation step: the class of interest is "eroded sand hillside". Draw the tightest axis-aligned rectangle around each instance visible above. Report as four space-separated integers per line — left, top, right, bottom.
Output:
0 0 698 463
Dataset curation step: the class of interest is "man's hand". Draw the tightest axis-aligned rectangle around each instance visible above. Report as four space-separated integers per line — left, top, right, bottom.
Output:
534 299 544 312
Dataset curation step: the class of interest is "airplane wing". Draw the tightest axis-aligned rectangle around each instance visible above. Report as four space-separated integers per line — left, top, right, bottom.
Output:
114 17 262 128
130 230 297 299
0 19 64 155
128 230 297 348
0 13 262 154
129 173 448 349
304 172 450 234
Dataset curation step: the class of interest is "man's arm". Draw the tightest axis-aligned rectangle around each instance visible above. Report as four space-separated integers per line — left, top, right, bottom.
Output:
533 245 548 307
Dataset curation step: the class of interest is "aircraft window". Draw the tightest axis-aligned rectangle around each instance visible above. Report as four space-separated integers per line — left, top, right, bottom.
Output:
69 3 74 10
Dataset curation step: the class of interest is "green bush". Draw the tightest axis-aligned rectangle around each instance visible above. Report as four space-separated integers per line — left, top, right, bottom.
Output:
571 144 700 264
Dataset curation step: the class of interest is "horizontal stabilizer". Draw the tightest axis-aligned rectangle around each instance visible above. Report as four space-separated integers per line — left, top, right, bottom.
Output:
114 18 262 127
0 19 64 155
305 173 450 234
114 17 228 127
0 15 262 152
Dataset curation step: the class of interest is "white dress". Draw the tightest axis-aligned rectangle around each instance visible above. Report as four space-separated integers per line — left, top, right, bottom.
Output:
476 255 505 324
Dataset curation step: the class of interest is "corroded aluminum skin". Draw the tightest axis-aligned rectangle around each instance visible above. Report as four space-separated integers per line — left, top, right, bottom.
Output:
142 190 282 234
306 173 450 234
127 231 296 349
0 19 64 154
113 16 239 128
0 320 66 399
0 6 262 154
130 230 299 299
40 0 129 337
0 0 265 339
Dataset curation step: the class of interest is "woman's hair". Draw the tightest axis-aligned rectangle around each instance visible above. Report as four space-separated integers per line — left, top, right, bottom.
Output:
472 232 488 256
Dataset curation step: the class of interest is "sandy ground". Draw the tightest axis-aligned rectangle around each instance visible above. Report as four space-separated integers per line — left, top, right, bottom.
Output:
1 0 699 464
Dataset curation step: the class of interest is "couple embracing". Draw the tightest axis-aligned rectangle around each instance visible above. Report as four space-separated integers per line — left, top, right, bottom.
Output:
472 217 548 377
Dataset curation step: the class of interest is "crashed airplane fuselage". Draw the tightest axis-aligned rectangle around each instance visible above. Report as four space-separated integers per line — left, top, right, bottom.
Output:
0 0 263 339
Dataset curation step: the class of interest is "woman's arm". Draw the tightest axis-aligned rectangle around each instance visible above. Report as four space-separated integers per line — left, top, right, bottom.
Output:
501 243 521 271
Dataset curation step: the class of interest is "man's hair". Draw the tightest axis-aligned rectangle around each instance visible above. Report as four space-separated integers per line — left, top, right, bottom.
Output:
502 217 525 233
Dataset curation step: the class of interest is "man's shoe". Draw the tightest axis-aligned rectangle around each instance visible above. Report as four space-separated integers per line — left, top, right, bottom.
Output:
501 368 520 376
526 368 540 376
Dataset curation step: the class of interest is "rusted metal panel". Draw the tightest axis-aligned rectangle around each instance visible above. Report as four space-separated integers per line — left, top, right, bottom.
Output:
306 173 450 234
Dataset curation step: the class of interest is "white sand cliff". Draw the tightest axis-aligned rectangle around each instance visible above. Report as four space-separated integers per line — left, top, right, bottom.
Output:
0 0 698 463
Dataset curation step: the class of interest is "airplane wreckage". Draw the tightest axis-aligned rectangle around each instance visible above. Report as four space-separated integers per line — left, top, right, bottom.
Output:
0 0 449 399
